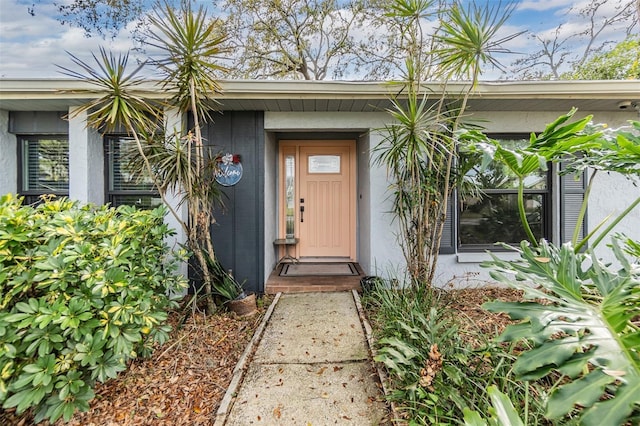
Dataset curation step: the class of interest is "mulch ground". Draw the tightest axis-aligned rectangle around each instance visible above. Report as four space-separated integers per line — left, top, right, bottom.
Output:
1 288 521 425
446 286 523 334
1 297 270 426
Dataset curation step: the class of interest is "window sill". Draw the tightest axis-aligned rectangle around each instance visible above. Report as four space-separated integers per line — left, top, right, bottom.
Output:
456 251 520 264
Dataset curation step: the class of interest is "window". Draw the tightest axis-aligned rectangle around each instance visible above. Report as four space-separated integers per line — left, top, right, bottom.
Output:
285 154 295 238
457 135 551 251
18 136 69 204
105 136 161 209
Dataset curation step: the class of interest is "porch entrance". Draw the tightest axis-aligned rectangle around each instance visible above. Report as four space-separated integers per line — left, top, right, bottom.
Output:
279 140 357 262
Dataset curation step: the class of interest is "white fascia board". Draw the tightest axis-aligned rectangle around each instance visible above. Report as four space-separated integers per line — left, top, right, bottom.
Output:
219 79 640 100
1 78 638 102
0 79 167 102
468 80 640 99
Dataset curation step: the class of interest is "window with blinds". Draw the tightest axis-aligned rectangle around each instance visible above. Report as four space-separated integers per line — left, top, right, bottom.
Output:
105 136 161 209
19 137 69 204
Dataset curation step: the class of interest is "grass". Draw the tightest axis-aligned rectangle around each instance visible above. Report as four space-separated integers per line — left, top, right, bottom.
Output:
362 280 550 425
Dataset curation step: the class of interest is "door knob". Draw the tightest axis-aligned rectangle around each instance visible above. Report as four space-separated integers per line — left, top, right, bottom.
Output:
300 205 304 222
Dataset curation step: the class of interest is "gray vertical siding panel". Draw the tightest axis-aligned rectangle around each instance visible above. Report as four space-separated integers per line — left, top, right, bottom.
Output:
9 111 68 134
203 111 265 294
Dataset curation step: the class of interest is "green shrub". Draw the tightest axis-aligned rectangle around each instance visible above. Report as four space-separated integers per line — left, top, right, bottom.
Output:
365 281 548 425
0 194 187 422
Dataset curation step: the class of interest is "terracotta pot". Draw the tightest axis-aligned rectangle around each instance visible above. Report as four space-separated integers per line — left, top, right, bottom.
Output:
228 293 258 317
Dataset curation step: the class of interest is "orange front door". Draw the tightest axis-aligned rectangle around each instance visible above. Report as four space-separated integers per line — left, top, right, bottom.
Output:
280 141 356 260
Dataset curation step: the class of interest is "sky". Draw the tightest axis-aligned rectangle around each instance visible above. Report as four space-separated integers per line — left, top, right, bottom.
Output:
0 0 635 80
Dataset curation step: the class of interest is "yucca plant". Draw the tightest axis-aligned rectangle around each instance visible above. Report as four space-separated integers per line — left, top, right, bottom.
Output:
373 0 519 287
60 1 231 313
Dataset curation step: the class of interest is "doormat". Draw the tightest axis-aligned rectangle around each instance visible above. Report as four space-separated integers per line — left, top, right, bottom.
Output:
279 263 359 277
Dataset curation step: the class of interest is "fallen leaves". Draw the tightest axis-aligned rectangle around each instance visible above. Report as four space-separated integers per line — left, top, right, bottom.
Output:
418 344 443 392
0 300 268 426
448 287 524 343
273 404 283 419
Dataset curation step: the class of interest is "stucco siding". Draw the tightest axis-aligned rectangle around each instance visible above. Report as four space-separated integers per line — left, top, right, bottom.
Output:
67 107 104 205
589 171 640 264
356 132 372 274
0 110 17 195
264 131 278 282
162 108 189 279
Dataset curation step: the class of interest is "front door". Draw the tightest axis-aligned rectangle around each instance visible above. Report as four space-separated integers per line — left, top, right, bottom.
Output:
280 140 356 260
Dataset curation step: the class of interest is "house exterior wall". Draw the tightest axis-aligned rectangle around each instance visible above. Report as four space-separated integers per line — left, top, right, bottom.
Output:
0 110 17 195
68 107 104 205
162 108 190 279
264 131 278 283
356 132 372 275
0 94 637 292
264 109 640 287
202 111 266 294
589 171 640 263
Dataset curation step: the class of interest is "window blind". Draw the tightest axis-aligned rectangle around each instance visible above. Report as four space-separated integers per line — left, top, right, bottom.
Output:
107 137 154 191
22 138 69 193
105 136 159 209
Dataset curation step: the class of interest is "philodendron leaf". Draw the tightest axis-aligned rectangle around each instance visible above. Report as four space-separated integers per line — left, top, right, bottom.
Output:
487 385 524 426
621 332 640 351
556 351 592 378
546 369 615 418
484 301 556 322
512 336 581 378
519 366 557 382
482 237 640 424
535 108 578 144
579 375 640 426
462 408 488 426
494 146 542 178
494 322 540 344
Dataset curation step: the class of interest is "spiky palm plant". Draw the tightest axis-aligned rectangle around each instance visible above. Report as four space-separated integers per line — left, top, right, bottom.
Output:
374 0 518 286
60 2 230 313
144 2 229 313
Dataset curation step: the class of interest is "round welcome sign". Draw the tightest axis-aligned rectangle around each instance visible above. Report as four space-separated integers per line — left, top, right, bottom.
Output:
215 154 243 187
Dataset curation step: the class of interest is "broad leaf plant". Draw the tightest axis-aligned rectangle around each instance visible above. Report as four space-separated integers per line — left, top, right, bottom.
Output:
473 114 640 424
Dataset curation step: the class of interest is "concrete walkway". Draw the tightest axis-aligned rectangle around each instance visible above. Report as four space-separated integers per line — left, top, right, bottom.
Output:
215 292 389 425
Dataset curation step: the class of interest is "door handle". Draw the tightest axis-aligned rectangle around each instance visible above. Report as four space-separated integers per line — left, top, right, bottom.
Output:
300 205 304 222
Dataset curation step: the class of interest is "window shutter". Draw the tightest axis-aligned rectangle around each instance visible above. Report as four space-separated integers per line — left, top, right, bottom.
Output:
439 194 455 254
560 164 587 245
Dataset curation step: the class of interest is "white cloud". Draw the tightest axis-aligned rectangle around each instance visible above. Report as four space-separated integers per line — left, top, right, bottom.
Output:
0 0 635 80
0 1 143 78
517 0 575 12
